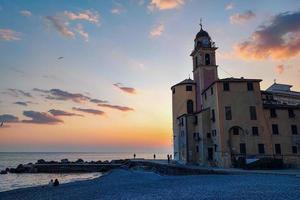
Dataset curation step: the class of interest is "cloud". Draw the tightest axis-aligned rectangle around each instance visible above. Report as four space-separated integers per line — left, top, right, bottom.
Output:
230 10 255 24
22 111 63 124
0 29 21 41
111 4 126 15
72 107 105 115
64 10 100 25
48 109 83 117
225 3 234 10
0 114 19 123
46 16 75 38
14 101 34 106
113 83 137 94
20 10 32 17
3 89 32 98
98 104 134 112
90 98 108 104
34 88 90 103
148 0 185 10
275 64 285 74
235 10 300 60
150 24 164 38
75 24 89 42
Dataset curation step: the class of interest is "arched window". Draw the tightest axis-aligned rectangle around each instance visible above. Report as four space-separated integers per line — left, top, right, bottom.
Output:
205 53 210 65
187 100 194 114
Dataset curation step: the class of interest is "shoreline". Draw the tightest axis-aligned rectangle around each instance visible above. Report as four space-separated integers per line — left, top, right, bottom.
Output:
1 168 300 200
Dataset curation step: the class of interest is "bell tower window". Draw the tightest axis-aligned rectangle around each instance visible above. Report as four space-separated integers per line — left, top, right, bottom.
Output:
205 54 210 65
187 100 194 114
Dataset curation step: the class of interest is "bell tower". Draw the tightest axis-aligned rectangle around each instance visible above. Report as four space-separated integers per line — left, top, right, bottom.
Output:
190 21 218 111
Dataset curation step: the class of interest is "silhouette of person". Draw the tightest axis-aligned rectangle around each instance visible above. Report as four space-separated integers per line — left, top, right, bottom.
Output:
53 179 59 186
49 179 53 185
153 154 156 160
167 154 170 164
134 153 136 159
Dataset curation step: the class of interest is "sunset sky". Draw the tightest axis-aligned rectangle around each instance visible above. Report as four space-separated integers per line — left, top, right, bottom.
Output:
0 0 300 152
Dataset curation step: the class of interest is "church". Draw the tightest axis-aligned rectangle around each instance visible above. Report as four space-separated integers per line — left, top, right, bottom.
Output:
171 23 300 168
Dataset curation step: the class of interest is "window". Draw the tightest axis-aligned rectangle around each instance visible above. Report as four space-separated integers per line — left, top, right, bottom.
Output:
186 85 192 91
172 88 175 94
194 116 198 125
210 87 213 95
212 130 217 137
223 82 230 91
270 108 277 118
291 125 298 135
205 53 210 65
196 145 199 153
214 144 218 152
275 144 281 155
292 146 298 154
272 124 279 135
233 127 239 135
247 82 254 91
207 132 211 139
204 92 207 100
288 109 295 118
211 109 215 122
258 144 265 154
187 100 194 114
250 106 257 120
225 106 232 120
252 126 259 136
240 143 246 154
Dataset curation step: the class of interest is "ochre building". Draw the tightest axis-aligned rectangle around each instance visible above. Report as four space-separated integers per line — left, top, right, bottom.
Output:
171 24 300 168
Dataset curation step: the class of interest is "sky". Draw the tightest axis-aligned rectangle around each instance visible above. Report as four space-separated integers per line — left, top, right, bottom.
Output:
0 0 300 152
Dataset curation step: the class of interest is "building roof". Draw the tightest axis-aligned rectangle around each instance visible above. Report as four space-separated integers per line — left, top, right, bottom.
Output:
263 103 300 109
265 83 300 97
195 28 210 39
171 78 196 89
201 77 262 94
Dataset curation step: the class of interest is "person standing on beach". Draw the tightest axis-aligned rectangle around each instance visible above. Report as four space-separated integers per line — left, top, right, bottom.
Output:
134 153 136 159
167 154 170 164
153 154 156 160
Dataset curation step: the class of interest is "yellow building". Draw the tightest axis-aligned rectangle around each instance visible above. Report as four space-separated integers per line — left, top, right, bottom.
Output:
172 24 300 168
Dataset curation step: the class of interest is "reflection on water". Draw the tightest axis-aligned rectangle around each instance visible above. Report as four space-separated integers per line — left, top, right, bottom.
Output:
0 172 101 192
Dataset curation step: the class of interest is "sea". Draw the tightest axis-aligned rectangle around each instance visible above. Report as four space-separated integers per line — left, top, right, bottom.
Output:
0 152 167 192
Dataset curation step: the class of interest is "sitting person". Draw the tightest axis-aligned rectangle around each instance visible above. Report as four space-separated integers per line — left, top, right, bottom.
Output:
53 179 59 186
49 179 53 186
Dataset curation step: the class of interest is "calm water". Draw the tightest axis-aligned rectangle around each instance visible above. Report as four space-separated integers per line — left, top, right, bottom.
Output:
0 152 167 192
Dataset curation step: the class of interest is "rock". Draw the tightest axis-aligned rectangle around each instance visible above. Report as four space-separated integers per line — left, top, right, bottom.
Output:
0 170 7 174
61 159 69 163
75 159 84 163
37 159 46 164
5 168 9 172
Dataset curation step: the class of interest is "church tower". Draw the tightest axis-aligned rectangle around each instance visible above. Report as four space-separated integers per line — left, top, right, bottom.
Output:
190 22 218 111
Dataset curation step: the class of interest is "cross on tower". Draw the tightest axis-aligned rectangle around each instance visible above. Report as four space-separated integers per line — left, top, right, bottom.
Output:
199 18 203 29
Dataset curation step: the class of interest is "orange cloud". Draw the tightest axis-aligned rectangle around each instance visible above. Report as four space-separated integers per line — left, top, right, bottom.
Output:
230 10 255 24
98 104 134 112
0 29 21 41
235 10 300 60
150 24 164 38
113 83 137 94
275 64 285 74
149 0 185 10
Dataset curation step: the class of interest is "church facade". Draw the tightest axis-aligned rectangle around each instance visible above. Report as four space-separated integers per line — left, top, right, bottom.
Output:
171 25 300 168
